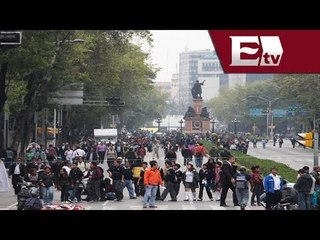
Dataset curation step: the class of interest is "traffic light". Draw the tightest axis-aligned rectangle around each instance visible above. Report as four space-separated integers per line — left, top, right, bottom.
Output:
0 32 22 47
297 132 313 148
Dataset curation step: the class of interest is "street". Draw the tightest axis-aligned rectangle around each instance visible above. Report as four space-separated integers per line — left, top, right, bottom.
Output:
247 139 316 170
0 149 264 210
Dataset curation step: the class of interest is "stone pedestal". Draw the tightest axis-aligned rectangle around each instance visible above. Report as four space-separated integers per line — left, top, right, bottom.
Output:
183 98 211 134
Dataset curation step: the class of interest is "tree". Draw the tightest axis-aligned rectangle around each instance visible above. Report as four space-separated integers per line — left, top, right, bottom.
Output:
1 30 163 154
274 74 320 129
207 80 292 135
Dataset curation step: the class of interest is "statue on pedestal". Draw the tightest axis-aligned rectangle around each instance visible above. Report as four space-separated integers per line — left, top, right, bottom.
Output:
184 107 195 118
200 107 209 118
191 80 205 99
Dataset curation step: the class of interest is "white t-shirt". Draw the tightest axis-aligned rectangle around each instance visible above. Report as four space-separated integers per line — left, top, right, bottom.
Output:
72 149 86 159
272 174 281 190
185 171 194 183
65 150 74 162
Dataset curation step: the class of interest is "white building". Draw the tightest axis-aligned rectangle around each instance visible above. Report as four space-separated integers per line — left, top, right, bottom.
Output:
171 73 179 103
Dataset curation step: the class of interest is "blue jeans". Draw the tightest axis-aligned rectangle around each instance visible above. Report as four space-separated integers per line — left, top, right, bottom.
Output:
194 157 203 168
124 180 135 198
236 188 249 207
143 185 158 207
70 183 81 201
42 186 54 204
298 192 311 210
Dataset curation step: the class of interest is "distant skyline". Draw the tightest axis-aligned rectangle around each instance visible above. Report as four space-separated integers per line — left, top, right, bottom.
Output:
142 30 214 82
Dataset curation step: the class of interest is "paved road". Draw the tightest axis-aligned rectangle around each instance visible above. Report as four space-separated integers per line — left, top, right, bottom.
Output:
247 139 316 170
0 148 264 210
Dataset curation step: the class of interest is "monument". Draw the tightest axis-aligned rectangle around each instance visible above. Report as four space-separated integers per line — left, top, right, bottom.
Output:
183 80 211 133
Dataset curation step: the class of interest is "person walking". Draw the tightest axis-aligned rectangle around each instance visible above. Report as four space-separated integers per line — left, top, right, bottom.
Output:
232 166 251 210
198 164 214 201
8 158 26 195
160 161 177 201
220 155 239 207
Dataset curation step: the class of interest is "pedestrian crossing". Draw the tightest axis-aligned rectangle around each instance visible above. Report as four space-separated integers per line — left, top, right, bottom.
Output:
90 200 264 210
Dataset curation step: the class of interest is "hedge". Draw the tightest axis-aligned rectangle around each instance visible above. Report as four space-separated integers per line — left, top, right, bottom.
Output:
202 140 297 182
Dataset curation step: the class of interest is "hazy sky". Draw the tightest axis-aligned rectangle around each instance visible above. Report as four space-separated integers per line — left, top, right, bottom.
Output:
143 30 214 82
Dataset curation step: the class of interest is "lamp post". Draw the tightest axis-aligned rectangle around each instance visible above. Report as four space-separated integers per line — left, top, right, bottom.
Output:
231 118 240 135
211 119 216 133
244 96 280 138
156 118 162 132
178 119 183 133
51 37 85 147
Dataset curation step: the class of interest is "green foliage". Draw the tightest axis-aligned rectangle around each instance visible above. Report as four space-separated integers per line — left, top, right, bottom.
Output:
231 151 297 183
202 140 297 182
0 30 165 148
274 74 320 120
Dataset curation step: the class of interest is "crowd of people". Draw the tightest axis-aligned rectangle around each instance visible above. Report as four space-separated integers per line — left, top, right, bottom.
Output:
1 130 320 210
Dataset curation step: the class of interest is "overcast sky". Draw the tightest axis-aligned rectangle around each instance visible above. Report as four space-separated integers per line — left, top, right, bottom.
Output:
143 30 214 82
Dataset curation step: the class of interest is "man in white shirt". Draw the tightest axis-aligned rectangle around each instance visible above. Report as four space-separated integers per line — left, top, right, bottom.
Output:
8 158 26 194
263 167 284 210
72 146 86 160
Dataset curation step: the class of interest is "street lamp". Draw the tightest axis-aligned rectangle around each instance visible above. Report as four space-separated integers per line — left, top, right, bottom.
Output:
231 118 240 134
211 119 217 133
244 96 280 138
156 118 162 132
178 119 184 133
51 37 86 147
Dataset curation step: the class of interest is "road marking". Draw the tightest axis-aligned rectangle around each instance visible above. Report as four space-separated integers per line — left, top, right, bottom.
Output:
210 205 222 210
129 205 144 210
0 208 9 210
155 205 169 210
103 206 117 210
182 204 196 210
103 200 109 206
7 202 17 209
85 206 92 210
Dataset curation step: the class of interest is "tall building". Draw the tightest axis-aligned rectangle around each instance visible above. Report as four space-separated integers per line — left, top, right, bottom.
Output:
179 50 222 107
219 74 274 94
171 73 179 103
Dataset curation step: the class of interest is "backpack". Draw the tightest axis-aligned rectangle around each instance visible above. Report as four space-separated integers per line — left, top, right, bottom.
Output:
235 174 248 189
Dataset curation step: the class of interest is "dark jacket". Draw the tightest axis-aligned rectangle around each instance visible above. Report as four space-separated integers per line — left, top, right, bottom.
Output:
123 167 134 180
57 174 72 188
86 151 99 161
199 168 214 182
39 172 54 188
295 174 313 193
9 163 26 177
220 151 231 160
107 165 124 181
221 161 237 184
181 148 193 159
174 170 183 184
164 167 176 183
85 167 103 182
70 167 84 184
